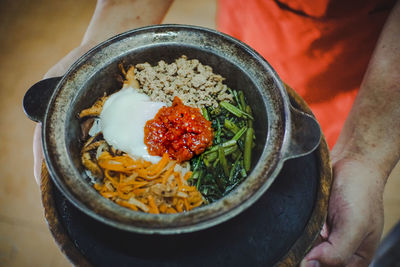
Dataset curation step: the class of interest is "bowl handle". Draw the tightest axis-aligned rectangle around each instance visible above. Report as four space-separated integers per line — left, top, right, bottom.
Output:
23 77 62 123
282 106 322 161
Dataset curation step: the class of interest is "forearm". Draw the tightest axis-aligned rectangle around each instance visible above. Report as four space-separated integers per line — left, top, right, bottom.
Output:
82 0 173 46
332 1 400 181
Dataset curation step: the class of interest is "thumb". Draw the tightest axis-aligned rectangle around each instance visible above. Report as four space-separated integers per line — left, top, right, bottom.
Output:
304 219 365 266
33 123 43 184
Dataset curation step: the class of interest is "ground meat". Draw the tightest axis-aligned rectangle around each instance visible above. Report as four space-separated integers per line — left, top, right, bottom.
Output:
134 55 233 108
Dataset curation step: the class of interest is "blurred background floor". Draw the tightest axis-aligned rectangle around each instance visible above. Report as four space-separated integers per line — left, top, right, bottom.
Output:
0 0 398 266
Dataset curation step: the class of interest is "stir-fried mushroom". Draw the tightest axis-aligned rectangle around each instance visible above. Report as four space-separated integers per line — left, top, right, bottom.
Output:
81 152 103 178
149 183 177 197
119 63 140 89
82 132 103 148
81 133 108 178
110 146 124 157
82 140 107 153
79 94 107 118
80 117 94 140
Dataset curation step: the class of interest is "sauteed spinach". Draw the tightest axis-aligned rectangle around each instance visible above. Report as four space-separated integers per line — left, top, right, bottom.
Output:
189 90 255 203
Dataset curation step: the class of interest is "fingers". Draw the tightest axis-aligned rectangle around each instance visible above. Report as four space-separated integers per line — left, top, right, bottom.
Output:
301 259 320 267
305 241 358 266
33 123 43 184
303 201 382 266
304 203 369 265
304 216 373 266
300 223 380 267
346 253 370 267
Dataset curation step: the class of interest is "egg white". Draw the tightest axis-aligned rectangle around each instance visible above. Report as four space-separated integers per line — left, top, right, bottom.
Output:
99 87 166 163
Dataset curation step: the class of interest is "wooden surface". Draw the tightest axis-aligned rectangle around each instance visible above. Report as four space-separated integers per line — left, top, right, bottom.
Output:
40 163 91 267
39 85 332 266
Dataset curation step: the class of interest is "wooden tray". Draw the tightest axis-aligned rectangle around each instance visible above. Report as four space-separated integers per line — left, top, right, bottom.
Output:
40 86 332 266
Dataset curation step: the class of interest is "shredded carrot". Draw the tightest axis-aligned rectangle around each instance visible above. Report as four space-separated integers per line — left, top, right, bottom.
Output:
93 152 203 213
183 198 190 211
159 203 168 213
147 195 159 214
161 162 176 184
166 207 177 214
183 171 192 181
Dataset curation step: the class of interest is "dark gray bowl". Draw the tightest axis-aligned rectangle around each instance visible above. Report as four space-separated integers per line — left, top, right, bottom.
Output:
23 25 321 234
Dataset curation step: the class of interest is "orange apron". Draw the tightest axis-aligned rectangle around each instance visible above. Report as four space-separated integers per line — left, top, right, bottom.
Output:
217 0 395 148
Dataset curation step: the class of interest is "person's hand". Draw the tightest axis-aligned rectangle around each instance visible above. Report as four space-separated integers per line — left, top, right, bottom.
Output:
33 44 95 184
303 2 400 264
302 156 385 266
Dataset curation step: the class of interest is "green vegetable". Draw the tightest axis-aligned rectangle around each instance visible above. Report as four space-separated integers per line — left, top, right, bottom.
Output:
218 146 230 177
231 149 242 160
239 91 246 112
229 156 242 181
215 119 222 144
213 158 220 168
196 170 203 189
203 139 237 155
232 89 243 110
246 105 253 128
188 91 257 203
220 101 254 120
204 144 238 162
188 170 202 189
202 107 210 120
203 157 211 168
244 127 254 172
224 119 240 134
240 162 247 177
232 126 247 141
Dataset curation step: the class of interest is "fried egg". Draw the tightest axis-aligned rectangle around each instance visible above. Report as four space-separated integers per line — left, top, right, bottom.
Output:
99 87 166 163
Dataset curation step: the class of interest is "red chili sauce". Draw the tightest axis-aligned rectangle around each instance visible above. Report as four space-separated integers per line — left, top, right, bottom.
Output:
144 96 213 162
